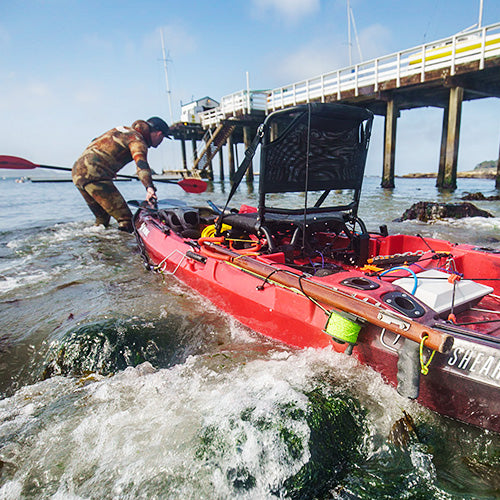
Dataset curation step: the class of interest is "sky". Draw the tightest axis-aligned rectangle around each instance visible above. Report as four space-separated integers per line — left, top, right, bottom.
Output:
1 0 500 179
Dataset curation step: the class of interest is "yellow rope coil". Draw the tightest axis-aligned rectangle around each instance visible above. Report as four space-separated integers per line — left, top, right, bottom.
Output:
324 311 361 344
201 224 232 238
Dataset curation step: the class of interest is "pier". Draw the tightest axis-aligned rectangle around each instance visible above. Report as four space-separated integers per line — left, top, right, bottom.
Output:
170 22 500 190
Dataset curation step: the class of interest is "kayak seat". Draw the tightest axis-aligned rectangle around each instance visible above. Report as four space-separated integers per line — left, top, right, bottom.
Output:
158 207 201 238
224 209 351 251
219 103 373 259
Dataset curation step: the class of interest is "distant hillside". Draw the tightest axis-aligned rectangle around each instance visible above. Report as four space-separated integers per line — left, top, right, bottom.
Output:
402 160 498 179
473 160 496 171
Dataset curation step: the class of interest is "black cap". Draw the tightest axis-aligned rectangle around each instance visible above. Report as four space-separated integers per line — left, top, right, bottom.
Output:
146 116 171 138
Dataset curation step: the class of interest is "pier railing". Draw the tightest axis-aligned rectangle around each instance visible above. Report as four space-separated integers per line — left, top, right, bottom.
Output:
200 90 268 127
199 22 500 127
267 23 500 110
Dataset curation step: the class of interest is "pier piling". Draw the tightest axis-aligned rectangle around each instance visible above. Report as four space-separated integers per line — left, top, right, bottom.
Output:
382 99 398 188
440 86 464 190
227 134 235 181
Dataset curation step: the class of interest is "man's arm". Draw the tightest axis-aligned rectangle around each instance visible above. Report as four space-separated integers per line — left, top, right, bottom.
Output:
130 142 157 203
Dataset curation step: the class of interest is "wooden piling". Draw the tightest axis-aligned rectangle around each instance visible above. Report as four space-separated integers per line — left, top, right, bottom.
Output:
180 138 187 170
440 87 463 190
227 134 235 181
243 126 254 183
219 148 224 181
191 138 198 162
496 137 500 189
437 106 449 187
381 99 398 188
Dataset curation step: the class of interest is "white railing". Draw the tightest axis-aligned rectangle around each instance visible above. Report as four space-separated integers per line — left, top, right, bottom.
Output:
267 22 500 110
198 22 500 127
200 90 268 127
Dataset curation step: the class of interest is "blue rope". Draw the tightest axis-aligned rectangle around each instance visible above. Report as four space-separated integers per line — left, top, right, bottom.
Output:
380 266 419 294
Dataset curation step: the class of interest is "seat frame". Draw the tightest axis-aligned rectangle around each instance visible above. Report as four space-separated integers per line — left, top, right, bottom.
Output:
220 103 374 256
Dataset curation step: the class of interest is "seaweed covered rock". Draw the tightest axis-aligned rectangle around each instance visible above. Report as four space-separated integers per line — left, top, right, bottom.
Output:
41 316 201 379
281 388 365 499
461 192 500 201
395 201 493 222
463 456 500 493
195 386 365 499
388 410 419 449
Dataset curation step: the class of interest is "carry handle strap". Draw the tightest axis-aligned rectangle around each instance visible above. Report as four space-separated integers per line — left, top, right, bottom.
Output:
215 124 266 235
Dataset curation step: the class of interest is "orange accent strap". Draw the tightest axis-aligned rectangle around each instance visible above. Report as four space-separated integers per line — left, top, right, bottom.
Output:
447 313 457 324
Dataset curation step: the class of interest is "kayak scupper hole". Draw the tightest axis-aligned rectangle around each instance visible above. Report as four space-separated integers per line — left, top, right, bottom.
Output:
393 295 416 312
351 278 371 287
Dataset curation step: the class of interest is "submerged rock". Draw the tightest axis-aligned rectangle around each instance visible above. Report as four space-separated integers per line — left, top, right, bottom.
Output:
461 192 500 201
41 316 205 379
463 456 500 493
282 388 365 499
395 201 493 222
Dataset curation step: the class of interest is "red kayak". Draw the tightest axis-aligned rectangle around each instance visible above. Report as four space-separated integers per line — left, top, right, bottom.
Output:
133 104 500 432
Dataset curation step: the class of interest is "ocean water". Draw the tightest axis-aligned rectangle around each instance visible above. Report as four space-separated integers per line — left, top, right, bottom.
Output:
0 176 499 499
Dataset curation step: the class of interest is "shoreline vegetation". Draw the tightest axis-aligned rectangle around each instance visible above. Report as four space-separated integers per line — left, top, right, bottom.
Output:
400 161 498 179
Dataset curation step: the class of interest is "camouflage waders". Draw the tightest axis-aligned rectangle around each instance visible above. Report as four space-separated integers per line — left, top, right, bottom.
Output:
76 181 133 231
72 121 155 232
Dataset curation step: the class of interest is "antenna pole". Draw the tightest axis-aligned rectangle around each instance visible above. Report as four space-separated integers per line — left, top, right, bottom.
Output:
160 29 174 124
347 0 352 65
350 7 363 62
478 0 484 28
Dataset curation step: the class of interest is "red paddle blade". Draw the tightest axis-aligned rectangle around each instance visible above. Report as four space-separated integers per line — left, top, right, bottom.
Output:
0 155 37 170
178 178 207 194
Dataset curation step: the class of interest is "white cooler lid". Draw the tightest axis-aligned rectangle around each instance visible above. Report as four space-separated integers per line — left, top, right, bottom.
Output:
393 269 493 314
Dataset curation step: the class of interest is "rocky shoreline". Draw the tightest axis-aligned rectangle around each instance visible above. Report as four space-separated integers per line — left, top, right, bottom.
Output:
400 162 498 179
400 170 497 179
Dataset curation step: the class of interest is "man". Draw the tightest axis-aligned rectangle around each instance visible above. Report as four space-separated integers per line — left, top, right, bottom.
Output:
72 116 171 232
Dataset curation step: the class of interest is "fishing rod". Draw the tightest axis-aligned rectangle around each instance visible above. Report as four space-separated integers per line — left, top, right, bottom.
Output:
0 155 207 194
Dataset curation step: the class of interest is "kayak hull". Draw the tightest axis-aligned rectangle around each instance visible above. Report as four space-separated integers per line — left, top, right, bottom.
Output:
134 208 500 433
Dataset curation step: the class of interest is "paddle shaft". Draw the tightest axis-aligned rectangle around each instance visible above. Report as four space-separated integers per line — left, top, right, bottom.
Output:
0 155 207 193
203 243 454 353
24 163 182 185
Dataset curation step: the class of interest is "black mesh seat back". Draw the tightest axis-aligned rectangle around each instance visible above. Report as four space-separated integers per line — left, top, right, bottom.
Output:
260 103 373 197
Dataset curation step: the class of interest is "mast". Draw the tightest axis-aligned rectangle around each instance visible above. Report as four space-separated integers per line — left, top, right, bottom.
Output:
347 0 352 65
347 0 363 64
160 29 174 124
350 7 363 62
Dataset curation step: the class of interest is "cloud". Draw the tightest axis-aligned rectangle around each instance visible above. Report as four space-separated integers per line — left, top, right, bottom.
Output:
81 33 114 53
74 86 102 105
357 24 392 62
251 0 320 24
266 36 349 85
0 79 55 113
264 21 394 87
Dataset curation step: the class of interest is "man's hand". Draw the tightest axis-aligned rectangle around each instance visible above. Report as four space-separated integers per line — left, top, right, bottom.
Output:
146 186 157 206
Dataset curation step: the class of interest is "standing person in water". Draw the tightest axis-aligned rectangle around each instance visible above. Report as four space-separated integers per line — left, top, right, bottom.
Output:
72 117 171 232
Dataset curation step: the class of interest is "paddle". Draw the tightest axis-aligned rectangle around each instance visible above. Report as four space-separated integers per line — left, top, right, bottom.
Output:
0 155 207 194
127 198 187 208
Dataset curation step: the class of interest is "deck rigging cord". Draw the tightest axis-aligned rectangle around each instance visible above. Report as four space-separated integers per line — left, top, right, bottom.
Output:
302 104 312 253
